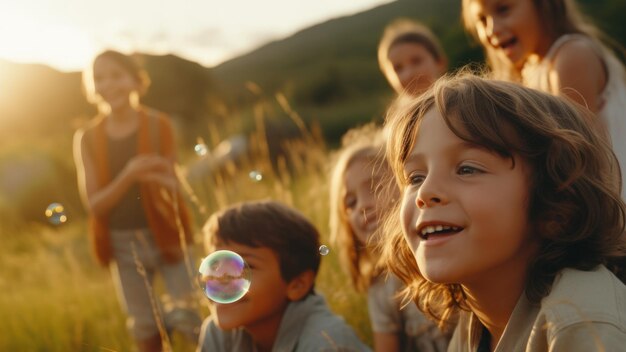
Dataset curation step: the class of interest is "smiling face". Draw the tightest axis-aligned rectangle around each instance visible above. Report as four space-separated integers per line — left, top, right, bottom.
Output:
210 242 290 332
399 108 535 285
343 156 397 245
387 42 444 96
467 0 554 69
92 55 140 111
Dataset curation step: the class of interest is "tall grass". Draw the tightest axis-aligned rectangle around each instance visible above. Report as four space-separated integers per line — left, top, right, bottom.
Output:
0 92 373 350
0 222 131 351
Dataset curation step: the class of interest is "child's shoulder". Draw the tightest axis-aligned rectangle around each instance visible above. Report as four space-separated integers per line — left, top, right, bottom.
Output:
74 115 106 144
540 265 626 329
197 317 252 352
551 34 606 74
286 294 372 351
549 34 604 75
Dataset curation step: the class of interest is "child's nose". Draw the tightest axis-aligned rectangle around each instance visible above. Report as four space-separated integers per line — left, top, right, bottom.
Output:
417 195 442 208
415 176 447 208
396 68 410 85
358 193 375 213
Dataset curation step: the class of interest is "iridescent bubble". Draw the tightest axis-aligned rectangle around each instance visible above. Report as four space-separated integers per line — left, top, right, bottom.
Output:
249 170 263 182
45 203 67 225
319 245 330 256
194 143 208 156
198 250 251 304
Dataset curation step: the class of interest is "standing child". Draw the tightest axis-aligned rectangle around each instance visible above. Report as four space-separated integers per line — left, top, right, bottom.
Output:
383 73 626 351
462 0 626 198
198 200 371 352
329 124 449 352
73 50 201 352
378 18 448 97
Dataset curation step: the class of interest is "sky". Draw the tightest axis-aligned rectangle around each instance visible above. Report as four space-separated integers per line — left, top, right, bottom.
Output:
0 0 394 72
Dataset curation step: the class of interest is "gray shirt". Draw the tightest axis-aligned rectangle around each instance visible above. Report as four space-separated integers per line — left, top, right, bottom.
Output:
198 292 372 352
448 266 626 351
368 275 448 352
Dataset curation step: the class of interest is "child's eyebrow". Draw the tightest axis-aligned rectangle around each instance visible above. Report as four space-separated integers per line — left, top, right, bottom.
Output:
237 251 263 261
405 140 488 163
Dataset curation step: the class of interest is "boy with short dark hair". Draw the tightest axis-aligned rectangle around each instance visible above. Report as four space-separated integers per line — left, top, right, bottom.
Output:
197 200 371 352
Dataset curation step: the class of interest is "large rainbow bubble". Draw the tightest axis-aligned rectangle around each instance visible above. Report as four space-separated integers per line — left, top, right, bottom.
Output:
198 250 251 304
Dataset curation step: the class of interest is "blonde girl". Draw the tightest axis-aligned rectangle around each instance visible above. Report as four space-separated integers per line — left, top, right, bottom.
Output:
462 0 626 198
383 72 626 351
73 50 200 352
378 18 448 96
330 124 448 352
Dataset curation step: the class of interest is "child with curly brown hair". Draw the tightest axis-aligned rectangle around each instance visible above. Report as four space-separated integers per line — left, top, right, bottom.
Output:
383 72 626 351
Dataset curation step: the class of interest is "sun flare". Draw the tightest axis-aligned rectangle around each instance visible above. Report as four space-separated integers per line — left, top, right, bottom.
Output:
0 8 95 72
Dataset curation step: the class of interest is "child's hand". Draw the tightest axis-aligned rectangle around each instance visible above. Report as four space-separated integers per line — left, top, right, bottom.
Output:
141 171 179 192
124 154 173 184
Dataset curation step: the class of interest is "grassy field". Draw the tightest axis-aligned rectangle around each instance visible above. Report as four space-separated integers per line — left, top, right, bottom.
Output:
0 97 373 351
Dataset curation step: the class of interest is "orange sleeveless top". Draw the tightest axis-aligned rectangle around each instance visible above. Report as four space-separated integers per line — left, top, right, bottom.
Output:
85 109 194 266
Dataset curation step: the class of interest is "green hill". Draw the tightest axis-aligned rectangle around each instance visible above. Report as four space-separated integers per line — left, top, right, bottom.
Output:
209 0 626 141
209 0 477 141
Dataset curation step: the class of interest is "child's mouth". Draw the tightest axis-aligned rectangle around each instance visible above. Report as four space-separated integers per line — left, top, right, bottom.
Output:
498 37 518 51
419 225 462 240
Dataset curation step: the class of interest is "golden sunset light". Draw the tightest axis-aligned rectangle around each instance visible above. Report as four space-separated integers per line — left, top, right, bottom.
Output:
2 1 625 351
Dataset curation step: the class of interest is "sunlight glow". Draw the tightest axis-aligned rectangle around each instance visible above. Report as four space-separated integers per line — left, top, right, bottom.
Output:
0 13 95 72
0 0 393 72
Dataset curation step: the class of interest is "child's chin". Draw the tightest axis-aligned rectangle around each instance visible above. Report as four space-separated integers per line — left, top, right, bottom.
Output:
215 316 242 331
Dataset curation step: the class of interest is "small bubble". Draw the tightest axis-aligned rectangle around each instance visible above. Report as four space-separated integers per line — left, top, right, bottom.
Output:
45 203 67 225
194 143 208 156
319 245 330 256
198 250 252 304
249 171 263 182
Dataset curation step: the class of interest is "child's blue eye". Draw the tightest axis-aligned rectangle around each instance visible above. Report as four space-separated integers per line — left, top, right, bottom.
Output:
407 173 425 186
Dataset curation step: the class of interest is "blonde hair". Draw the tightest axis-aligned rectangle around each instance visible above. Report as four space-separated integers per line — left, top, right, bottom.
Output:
378 18 447 93
462 0 619 81
329 124 393 291
382 71 626 329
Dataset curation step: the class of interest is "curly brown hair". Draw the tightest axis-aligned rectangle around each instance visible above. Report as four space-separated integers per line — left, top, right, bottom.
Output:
382 72 626 329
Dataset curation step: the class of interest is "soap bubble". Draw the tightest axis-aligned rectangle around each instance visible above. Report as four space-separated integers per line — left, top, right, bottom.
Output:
249 170 263 182
198 250 251 304
45 203 67 225
319 245 330 256
194 143 208 156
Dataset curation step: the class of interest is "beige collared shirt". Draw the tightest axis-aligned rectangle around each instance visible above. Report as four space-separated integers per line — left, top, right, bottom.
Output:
448 266 626 351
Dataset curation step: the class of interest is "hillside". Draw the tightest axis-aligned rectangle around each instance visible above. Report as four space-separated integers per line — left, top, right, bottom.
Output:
211 0 476 115
1 0 626 224
209 0 626 141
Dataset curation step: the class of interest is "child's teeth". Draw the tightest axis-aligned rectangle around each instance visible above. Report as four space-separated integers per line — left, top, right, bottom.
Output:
420 225 461 237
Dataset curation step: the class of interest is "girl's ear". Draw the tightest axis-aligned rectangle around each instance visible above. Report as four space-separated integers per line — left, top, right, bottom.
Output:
286 270 315 301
